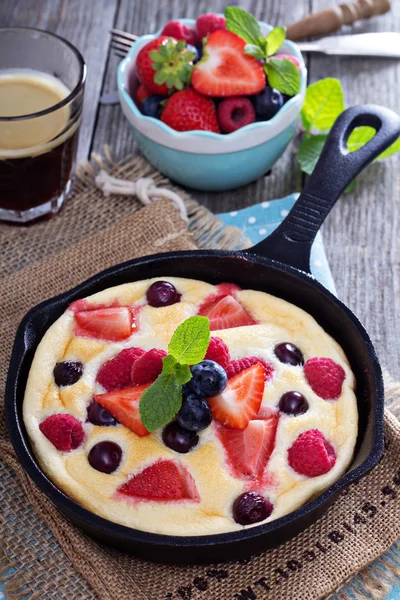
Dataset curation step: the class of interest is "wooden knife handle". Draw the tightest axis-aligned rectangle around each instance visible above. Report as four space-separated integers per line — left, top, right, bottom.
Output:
286 0 391 41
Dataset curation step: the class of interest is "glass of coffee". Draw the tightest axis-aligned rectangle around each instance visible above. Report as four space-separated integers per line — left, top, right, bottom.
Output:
0 28 86 223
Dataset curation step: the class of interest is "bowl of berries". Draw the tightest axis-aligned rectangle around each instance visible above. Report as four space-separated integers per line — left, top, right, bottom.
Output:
117 8 307 191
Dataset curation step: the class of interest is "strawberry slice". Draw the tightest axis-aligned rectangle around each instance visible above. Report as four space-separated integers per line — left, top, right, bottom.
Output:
117 460 199 501
74 307 134 341
208 363 265 429
192 30 265 97
200 295 256 330
198 282 240 315
94 385 150 437
217 414 279 477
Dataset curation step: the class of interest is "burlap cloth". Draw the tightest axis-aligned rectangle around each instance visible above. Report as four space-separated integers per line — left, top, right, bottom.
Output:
1 155 399 600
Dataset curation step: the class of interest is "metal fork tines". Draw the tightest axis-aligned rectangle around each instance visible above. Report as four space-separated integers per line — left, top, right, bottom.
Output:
110 28 139 58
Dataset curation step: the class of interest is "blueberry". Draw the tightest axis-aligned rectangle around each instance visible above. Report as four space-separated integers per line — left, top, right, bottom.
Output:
254 86 284 121
162 421 199 453
141 95 164 118
87 401 117 426
233 492 273 525
186 43 201 63
53 361 83 386
188 360 227 398
177 393 212 432
88 441 122 474
146 280 181 307
279 391 308 415
274 342 304 366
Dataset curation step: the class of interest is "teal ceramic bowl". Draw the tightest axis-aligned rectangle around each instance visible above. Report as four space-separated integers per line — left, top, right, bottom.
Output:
117 19 307 191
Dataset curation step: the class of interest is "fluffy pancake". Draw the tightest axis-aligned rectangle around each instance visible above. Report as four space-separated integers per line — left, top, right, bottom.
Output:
23 277 357 535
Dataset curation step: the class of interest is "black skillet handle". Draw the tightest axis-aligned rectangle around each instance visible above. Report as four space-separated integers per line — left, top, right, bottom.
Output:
247 104 400 273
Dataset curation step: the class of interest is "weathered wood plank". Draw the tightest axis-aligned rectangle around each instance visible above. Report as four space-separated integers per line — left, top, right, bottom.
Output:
91 0 310 208
0 0 118 161
308 0 400 375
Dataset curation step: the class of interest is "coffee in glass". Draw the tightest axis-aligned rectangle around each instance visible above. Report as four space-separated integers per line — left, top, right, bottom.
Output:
0 28 86 223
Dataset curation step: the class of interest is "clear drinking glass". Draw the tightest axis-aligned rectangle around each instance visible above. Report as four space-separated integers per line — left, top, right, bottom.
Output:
0 28 86 223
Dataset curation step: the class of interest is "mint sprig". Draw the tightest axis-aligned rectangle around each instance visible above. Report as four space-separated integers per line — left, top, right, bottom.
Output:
224 6 261 45
297 133 328 176
301 78 345 132
139 374 182 433
265 27 286 57
139 316 210 432
265 58 300 97
224 6 300 97
297 77 400 192
168 315 210 364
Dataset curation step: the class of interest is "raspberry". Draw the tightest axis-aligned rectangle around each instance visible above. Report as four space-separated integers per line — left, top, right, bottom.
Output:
39 414 84 452
131 348 167 385
196 13 226 40
288 429 336 477
217 97 256 134
136 84 151 106
96 348 145 392
204 336 230 369
226 357 274 382
304 357 345 400
161 20 197 46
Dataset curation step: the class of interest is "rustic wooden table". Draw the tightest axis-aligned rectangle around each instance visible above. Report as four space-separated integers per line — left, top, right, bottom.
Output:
1 0 398 378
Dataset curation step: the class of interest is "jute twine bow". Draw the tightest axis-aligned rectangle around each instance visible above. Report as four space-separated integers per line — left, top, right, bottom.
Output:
95 170 189 222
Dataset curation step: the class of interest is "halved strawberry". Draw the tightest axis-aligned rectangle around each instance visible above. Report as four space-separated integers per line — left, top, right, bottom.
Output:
192 30 265 97
217 414 279 477
200 295 256 330
94 385 150 437
208 363 265 429
74 307 134 341
117 460 199 501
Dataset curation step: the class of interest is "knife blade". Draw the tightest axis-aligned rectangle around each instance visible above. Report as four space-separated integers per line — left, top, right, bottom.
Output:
296 32 400 58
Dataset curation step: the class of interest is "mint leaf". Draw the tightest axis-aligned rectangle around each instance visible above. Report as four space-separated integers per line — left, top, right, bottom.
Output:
347 126 376 152
265 58 300 96
266 26 286 56
244 43 265 60
301 78 344 133
174 363 192 385
344 180 356 194
225 6 262 45
139 373 182 432
379 136 400 159
298 134 327 175
168 315 210 365
162 354 177 375
347 126 400 160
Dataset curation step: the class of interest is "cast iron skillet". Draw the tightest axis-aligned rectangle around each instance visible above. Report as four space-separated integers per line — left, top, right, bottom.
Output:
6 105 400 564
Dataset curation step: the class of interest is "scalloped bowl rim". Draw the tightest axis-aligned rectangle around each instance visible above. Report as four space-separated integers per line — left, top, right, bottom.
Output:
117 18 307 145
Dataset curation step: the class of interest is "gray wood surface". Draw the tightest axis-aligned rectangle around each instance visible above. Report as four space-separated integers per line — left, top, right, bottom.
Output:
1 0 399 380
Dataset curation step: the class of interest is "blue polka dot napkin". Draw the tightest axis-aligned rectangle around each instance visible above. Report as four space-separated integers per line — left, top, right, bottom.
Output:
218 194 336 295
